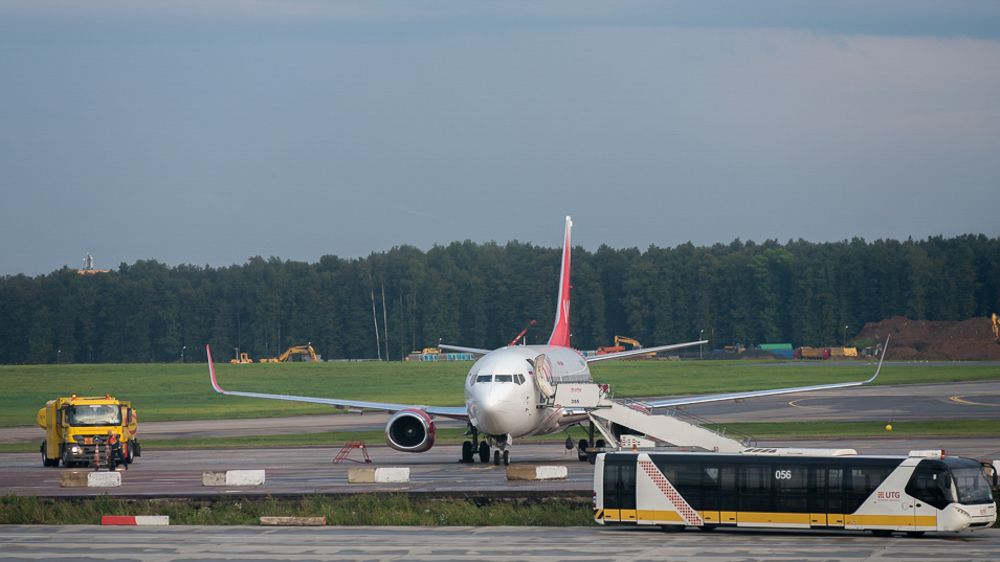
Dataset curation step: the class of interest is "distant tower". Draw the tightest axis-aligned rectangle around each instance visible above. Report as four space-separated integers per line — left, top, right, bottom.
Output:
76 252 110 275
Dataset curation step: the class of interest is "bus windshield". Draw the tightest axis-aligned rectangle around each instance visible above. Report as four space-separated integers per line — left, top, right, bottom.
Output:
952 468 994 505
67 405 121 427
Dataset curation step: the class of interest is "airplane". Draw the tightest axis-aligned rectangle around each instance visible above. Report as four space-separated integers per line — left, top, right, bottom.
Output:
206 216 885 465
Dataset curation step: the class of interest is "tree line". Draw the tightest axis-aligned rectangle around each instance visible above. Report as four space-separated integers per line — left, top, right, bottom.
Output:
1 234 997 364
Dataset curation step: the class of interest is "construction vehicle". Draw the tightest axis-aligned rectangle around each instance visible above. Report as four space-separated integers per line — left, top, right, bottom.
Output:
993 313 1000 343
36 395 140 468
261 344 320 363
230 352 253 364
597 336 652 357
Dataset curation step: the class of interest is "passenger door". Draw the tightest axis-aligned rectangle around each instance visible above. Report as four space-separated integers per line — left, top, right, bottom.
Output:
602 461 637 523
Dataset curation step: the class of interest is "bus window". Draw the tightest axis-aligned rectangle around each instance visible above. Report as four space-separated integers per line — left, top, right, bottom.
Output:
774 464 808 512
701 466 722 511
720 465 737 512
906 463 952 510
740 464 772 512
847 465 894 513
674 461 704 507
827 467 844 514
952 467 994 505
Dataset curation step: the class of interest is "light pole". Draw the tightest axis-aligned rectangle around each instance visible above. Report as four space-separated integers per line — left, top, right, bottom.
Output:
699 329 704 360
56 349 61 364
181 345 186 363
843 325 848 346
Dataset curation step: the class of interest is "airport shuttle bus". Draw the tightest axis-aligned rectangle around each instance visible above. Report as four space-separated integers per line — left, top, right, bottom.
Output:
594 449 996 535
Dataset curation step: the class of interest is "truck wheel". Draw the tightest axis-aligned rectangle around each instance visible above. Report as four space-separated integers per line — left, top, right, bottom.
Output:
133 440 141 457
126 443 134 464
41 442 53 467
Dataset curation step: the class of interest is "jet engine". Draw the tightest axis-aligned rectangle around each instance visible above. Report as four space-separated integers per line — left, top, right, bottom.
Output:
384 409 436 452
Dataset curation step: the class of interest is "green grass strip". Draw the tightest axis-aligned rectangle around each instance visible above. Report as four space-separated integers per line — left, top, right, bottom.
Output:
2 360 998 427
0 494 592 526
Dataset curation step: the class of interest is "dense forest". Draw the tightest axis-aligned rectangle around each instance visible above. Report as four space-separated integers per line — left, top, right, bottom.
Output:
1 235 997 364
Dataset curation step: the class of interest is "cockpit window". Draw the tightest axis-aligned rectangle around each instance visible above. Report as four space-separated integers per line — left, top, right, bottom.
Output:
494 375 513 383
514 374 525 385
476 375 492 383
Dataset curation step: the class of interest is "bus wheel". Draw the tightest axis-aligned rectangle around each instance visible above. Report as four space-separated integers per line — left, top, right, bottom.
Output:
905 531 925 538
871 530 892 537
660 525 685 532
697 525 717 531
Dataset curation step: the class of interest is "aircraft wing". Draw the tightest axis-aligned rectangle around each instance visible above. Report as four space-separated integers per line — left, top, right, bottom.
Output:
639 337 889 410
206 345 469 420
438 343 492 355
586 340 707 363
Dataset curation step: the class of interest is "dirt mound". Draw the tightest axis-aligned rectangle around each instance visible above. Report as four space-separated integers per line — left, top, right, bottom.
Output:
857 316 1000 360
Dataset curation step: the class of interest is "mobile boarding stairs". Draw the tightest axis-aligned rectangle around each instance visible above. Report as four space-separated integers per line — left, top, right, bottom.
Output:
549 383 751 453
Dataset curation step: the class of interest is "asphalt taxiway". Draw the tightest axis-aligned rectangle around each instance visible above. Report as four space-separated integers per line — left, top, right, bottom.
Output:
2 437 998 498
2 525 998 561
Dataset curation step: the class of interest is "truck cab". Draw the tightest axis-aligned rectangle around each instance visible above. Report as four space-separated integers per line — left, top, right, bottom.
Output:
36 395 140 468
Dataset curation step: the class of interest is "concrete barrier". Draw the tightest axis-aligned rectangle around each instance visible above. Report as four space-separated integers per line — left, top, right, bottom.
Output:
260 516 327 526
506 465 568 481
102 515 169 526
202 469 265 487
347 467 410 483
60 471 122 488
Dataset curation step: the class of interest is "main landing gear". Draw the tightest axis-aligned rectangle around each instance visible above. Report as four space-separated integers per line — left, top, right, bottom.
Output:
576 422 605 464
461 426 509 465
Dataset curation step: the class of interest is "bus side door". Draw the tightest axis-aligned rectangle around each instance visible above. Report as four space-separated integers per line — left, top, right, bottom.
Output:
603 461 637 522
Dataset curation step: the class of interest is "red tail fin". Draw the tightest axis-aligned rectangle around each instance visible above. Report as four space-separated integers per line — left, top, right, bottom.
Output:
547 216 573 347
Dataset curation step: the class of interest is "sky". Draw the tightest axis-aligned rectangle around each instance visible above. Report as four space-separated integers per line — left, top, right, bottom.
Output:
1 1 999 276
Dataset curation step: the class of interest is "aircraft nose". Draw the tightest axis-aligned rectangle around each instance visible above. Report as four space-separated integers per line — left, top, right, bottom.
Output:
469 383 507 431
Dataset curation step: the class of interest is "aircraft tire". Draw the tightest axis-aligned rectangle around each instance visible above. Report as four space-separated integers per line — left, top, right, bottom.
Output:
502 450 510 466
493 450 500 465
577 439 588 462
478 442 489 463
461 441 474 463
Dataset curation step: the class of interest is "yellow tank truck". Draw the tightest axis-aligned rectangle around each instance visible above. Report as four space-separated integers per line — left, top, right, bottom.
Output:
36 395 141 468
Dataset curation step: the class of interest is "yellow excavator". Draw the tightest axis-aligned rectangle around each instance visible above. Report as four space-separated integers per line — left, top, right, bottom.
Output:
596 335 643 355
260 344 320 363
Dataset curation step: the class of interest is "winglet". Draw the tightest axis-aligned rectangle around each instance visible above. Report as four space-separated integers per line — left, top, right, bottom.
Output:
206 344 226 394
547 216 573 347
864 335 891 384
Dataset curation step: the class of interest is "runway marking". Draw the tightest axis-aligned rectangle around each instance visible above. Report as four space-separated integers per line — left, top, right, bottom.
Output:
787 399 826 411
948 395 1000 407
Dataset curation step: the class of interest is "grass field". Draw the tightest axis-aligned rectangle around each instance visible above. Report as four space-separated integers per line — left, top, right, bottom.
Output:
1 359 998 428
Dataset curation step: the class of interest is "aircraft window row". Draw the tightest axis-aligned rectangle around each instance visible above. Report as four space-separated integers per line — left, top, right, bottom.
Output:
472 374 526 384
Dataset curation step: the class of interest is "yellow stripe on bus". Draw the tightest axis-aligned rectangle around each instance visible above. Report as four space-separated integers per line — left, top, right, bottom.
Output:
846 514 937 527
738 511 811 525
618 509 935 529
636 510 684 522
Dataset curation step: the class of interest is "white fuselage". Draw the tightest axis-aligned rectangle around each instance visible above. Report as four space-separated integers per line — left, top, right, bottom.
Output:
463 345 591 438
